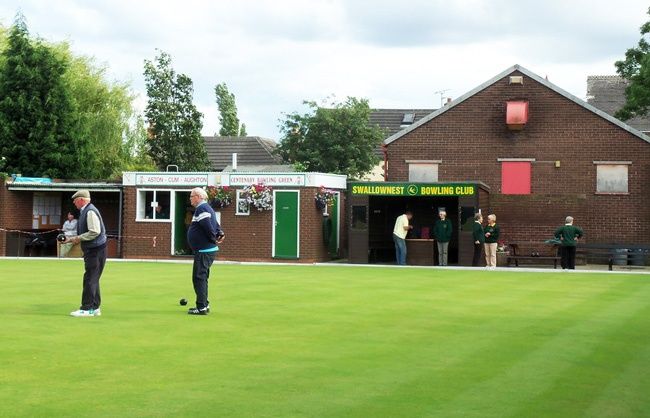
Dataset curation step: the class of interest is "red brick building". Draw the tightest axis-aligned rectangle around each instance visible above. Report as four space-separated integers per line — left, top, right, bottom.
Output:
0 172 345 263
120 171 346 263
0 178 122 257
353 64 649 264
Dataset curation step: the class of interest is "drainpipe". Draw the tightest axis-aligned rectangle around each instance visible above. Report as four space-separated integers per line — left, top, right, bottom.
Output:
382 144 388 181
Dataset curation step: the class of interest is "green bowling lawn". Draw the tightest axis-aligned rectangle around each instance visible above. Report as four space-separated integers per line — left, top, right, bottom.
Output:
1 259 649 417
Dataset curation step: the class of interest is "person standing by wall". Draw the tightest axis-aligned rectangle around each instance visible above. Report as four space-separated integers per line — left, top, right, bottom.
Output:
472 213 485 267
59 212 77 257
555 216 583 269
187 187 225 315
392 211 413 266
155 203 169 219
433 210 453 266
484 214 500 268
67 190 107 317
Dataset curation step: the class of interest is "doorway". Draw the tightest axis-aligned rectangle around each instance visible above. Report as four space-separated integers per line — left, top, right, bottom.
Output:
273 190 300 259
173 191 193 256
368 196 459 264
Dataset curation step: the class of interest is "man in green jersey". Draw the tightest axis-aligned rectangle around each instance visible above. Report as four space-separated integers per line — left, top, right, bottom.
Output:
555 216 583 269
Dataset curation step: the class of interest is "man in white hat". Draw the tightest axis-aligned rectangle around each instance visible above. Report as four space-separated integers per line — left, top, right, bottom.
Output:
67 189 107 317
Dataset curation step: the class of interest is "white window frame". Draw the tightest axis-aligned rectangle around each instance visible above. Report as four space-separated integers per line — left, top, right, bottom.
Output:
33 192 62 228
594 161 630 194
407 160 440 182
136 189 173 222
235 190 250 216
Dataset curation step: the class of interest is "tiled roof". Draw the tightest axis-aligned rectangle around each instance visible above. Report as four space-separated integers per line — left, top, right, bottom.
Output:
221 164 295 172
203 136 282 171
586 75 650 133
369 109 436 156
369 109 437 138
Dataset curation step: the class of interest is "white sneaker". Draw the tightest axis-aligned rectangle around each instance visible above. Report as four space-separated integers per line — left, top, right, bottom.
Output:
70 309 93 317
91 308 101 317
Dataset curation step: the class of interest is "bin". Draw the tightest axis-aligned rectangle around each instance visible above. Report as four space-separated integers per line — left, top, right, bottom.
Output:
611 248 628 266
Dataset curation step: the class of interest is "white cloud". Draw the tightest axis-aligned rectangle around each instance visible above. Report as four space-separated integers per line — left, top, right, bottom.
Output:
0 0 647 139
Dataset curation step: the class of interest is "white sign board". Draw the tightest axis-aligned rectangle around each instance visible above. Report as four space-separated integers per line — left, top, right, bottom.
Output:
135 173 209 186
228 174 306 186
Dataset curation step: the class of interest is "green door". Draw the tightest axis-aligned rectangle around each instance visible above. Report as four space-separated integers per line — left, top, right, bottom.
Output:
274 190 299 259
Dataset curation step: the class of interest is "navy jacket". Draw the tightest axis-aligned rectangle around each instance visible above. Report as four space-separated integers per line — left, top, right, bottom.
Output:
187 202 223 252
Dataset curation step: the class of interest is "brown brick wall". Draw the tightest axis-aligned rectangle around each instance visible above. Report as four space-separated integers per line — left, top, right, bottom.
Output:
121 186 345 263
121 187 173 259
0 180 34 256
0 184 121 257
386 71 650 246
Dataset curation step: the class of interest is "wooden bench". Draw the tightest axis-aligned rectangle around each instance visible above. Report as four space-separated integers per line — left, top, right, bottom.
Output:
506 243 561 269
577 244 650 271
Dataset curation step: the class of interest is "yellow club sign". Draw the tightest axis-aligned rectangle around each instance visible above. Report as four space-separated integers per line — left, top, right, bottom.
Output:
350 182 476 197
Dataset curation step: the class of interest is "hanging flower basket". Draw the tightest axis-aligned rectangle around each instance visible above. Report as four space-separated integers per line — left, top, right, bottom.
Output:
205 186 232 209
315 186 336 211
241 183 273 211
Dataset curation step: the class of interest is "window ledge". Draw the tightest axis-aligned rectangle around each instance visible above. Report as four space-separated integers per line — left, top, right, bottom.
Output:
136 218 172 222
594 192 629 196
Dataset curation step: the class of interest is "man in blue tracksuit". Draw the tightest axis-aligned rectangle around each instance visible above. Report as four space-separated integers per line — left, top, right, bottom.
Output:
187 187 225 315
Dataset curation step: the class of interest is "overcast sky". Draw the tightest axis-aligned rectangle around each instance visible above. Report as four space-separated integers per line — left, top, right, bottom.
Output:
0 0 647 140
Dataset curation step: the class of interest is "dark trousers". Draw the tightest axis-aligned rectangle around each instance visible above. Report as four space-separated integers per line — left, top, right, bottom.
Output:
472 243 484 267
560 246 577 269
192 252 216 309
81 244 107 310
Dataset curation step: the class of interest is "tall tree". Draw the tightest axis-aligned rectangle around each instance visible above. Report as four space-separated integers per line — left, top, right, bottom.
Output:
615 7 650 121
57 44 154 178
119 115 156 172
0 15 80 178
0 19 152 179
144 51 209 171
215 82 246 136
277 97 384 178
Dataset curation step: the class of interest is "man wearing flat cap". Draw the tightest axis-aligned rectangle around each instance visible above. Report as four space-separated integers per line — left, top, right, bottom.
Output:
67 190 108 317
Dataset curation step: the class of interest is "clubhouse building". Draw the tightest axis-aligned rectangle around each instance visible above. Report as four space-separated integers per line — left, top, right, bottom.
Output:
1 65 649 266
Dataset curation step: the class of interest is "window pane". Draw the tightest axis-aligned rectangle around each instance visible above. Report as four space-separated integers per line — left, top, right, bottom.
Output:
408 164 438 182
144 191 154 219
137 190 171 220
597 165 628 193
153 191 170 219
351 205 367 230
236 190 250 215
501 162 531 194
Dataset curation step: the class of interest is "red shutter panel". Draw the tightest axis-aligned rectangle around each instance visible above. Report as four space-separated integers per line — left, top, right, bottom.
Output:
501 162 531 194
506 101 529 130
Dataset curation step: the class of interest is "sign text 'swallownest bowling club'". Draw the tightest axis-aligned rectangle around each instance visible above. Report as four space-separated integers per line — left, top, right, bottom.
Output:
350 182 476 196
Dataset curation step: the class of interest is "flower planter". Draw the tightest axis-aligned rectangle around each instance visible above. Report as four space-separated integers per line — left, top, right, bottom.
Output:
206 186 232 209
